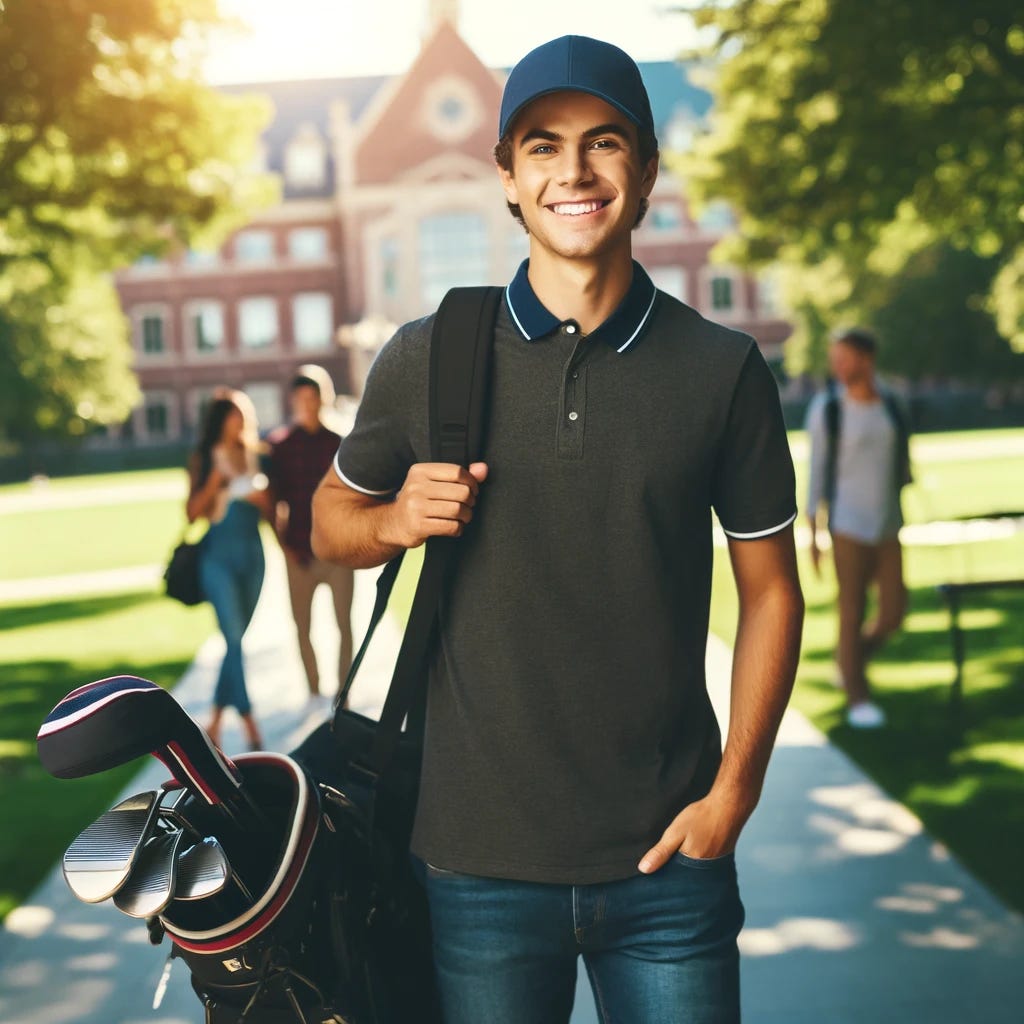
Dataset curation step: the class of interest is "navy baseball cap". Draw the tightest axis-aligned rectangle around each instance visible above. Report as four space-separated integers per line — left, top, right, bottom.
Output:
499 35 655 139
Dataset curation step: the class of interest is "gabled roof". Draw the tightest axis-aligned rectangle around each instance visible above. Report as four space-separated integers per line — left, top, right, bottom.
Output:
220 51 711 195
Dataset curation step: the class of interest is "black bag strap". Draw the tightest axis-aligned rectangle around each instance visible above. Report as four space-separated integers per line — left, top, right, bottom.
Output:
332 286 502 782
823 380 841 508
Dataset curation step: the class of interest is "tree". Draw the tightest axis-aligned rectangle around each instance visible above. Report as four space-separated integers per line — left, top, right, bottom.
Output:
0 0 275 440
677 1 1024 355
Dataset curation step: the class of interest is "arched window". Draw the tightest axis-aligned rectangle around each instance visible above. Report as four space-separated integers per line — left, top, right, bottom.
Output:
418 212 490 308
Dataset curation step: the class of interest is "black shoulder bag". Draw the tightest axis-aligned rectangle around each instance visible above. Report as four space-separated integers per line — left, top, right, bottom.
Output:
280 285 500 1023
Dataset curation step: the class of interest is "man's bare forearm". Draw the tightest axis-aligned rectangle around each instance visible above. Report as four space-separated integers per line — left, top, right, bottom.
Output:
311 461 489 569
311 471 403 569
713 572 804 811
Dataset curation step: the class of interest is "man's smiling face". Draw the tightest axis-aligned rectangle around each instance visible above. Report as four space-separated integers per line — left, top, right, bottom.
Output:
497 91 658 265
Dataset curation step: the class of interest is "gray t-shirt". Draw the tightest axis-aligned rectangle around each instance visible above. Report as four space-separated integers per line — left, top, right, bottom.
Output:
335 278 796 884
805 389 903 543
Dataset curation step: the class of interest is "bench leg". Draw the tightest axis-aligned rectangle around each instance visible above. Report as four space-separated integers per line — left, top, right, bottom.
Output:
947 590 965 722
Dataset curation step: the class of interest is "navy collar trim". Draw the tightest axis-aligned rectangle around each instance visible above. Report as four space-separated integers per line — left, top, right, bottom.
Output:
505 259 658 354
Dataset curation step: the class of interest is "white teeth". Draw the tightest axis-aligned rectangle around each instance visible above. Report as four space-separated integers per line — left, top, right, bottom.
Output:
550 201 604 216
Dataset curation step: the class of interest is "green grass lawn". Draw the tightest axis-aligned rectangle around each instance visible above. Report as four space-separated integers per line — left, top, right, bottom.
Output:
0 590 215 922
710 444 1024 913
2 440 1023 923
0 467 185 495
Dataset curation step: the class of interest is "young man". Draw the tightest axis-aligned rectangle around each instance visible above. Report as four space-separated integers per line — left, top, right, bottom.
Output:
806 327 911 729
267 366 354 708
313 36 804 1024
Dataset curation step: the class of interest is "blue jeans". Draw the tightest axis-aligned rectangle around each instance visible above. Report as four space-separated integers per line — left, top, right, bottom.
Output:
199 502 265 714
423 853 744 1024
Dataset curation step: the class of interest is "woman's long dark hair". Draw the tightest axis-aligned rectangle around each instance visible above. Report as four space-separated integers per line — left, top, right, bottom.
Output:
193 397 239 489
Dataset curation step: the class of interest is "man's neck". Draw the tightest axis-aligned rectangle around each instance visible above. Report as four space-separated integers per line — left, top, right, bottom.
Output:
526 249 634 335
844 376 879 402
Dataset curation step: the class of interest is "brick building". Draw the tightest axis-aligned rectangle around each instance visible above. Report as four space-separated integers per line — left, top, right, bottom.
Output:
114 15 790 446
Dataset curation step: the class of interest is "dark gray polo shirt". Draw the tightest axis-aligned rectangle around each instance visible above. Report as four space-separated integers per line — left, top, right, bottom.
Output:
334 260 797 884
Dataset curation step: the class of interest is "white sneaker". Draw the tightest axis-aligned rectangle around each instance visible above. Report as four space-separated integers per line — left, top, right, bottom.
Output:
847 701 886 729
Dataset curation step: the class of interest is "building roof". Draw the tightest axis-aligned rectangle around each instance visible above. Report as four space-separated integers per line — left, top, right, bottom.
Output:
221 59 710 197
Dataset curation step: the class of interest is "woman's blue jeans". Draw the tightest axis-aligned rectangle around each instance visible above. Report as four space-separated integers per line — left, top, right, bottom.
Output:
423 853 744 1024
199 502 265 714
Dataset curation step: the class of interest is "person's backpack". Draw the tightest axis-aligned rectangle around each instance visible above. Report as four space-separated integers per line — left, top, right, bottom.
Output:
823 380 913 509
40 286 503 1024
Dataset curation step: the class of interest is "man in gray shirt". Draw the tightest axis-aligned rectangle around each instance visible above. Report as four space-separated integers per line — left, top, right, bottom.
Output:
806 327 911 729
314 35 804 1023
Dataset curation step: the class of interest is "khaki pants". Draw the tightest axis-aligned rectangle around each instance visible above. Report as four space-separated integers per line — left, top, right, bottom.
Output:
830 532 907 705
283 551 355 697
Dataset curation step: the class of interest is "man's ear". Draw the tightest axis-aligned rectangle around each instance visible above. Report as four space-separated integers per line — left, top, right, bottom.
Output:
641 154 659 197
496 162 519 205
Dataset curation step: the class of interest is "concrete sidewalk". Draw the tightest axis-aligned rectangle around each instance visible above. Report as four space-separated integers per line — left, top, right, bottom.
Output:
2 543 1022 1022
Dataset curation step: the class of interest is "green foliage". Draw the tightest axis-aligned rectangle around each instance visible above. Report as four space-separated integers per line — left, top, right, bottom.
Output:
0 0 276 440
678 0 1024 372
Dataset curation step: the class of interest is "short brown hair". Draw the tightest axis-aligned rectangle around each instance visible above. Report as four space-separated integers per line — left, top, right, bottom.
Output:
493 129 659 231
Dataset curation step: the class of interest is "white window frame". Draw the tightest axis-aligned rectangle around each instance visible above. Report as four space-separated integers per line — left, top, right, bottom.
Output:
234 229 276 265
183 300 226 359
131 304 173 363
292 292 335 351
238 296 280 353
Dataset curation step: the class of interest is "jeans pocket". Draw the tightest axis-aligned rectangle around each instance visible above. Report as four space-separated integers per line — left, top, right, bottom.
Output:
672 850 735 869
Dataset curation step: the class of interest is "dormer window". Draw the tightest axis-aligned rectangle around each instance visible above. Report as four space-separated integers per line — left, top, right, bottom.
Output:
285 125 327 189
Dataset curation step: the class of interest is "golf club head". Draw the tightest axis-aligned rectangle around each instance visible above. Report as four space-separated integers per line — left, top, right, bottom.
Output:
62 791 162 903
173 838 231 901
113 828 187 919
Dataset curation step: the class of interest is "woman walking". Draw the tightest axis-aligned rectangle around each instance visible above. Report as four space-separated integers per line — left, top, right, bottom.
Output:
187 389 271 750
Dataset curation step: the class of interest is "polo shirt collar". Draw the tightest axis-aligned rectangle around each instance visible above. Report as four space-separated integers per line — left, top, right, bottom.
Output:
505 259 658 354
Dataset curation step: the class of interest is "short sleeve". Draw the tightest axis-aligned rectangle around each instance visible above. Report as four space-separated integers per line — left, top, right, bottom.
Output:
711 345 797 539
333 321 429 496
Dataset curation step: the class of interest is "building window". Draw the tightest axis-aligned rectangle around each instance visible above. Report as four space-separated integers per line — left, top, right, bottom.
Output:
145 403 168 438
418 212 490 308
380 237 400 298
238 296 279 350
758 272 783 316
188 301 225 354
235 230 275 264
711 276 734 311
649 266 686 302
293 292 334 350
285 126 327 189
243 382 282 433
649 204 683 232
288 227 329 262
142 393 172 440
133 254 166 273
185 248 220 269
141 314 165 355
697 201 736 232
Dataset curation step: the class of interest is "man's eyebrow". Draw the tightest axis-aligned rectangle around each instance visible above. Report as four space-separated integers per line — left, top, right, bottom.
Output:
583 123 632 141
517 123 633 148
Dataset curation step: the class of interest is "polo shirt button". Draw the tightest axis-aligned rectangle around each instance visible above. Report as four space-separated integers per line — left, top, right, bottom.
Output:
565 323 577 335
568 411 579 421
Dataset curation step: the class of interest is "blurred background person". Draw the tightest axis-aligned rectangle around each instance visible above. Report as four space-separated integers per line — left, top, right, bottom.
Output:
805 327 912 729
267 366 354 711
186 388 271 749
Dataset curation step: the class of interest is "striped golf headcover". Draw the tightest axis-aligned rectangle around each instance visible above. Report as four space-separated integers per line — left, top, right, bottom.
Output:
37 675 242 805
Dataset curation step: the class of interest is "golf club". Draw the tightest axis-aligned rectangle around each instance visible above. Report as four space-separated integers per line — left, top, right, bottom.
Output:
62 790 163 903
38 676 268 831
173 837 232 901
113 828 187 918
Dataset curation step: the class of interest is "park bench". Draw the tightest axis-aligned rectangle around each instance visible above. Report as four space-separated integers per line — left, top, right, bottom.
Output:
935 510 1024 719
